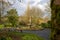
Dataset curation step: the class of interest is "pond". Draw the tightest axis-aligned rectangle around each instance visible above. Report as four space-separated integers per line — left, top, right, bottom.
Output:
21 28 51 40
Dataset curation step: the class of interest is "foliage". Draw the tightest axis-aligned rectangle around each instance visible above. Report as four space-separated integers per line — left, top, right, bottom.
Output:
40 21 51 28
4 23 12 27
7 9 18 27
47 21 51 28
51 0 60 40
19 21 26 26
40 23 47 28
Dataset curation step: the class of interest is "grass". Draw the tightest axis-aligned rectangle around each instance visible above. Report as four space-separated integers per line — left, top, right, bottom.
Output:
22 33 44 40
0 24 4 29
0 31 44 40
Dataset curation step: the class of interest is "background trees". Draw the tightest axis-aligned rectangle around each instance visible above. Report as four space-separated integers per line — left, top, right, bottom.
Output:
0 0 12 24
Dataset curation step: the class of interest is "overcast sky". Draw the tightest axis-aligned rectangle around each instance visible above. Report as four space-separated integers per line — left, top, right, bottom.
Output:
3 0 51 20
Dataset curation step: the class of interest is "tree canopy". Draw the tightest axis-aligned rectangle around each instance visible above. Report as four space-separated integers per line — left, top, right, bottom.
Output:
7 9 18 27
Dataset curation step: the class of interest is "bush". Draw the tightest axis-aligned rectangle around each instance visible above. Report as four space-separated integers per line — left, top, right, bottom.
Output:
6 37 12 40
0 37 12 40
0 37 6 40
40 23 47 28
4 23 12 27
19 21 26 26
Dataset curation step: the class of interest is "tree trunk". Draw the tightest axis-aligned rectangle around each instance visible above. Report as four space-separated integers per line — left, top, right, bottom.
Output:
51 0 60 40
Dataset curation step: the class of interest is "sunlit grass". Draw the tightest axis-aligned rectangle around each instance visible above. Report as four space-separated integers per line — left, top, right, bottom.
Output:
0 24 4 29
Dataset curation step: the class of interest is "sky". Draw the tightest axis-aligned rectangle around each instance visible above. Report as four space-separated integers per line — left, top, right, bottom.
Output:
3 0 51 20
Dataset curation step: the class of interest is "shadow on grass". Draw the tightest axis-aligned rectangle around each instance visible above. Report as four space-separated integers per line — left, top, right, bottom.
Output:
0 31 44 40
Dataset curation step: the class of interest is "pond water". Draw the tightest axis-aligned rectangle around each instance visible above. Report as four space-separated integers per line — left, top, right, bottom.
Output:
22 28 51 40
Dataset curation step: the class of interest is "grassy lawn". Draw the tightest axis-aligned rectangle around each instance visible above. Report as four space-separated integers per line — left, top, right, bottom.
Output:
0 31 44 40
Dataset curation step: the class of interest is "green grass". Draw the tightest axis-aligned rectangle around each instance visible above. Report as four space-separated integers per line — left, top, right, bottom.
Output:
0 24 4 29
0 31 45 40
22 33 44 40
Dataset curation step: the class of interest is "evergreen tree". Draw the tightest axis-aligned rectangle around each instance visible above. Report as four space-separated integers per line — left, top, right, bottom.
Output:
7 9 18 27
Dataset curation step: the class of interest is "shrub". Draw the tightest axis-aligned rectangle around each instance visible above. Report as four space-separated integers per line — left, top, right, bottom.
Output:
19 21 26 26
4 23 12 27
6 37 12 40
0 37 6 40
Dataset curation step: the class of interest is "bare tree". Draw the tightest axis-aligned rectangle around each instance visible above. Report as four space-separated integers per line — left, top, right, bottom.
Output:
25 6 43 28
29 7 44 25
0 0 14 24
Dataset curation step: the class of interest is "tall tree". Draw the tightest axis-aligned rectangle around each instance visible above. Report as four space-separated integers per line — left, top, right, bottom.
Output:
7 9 18 27
51 0 60 40
29 7 43 25
25 6 43 28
